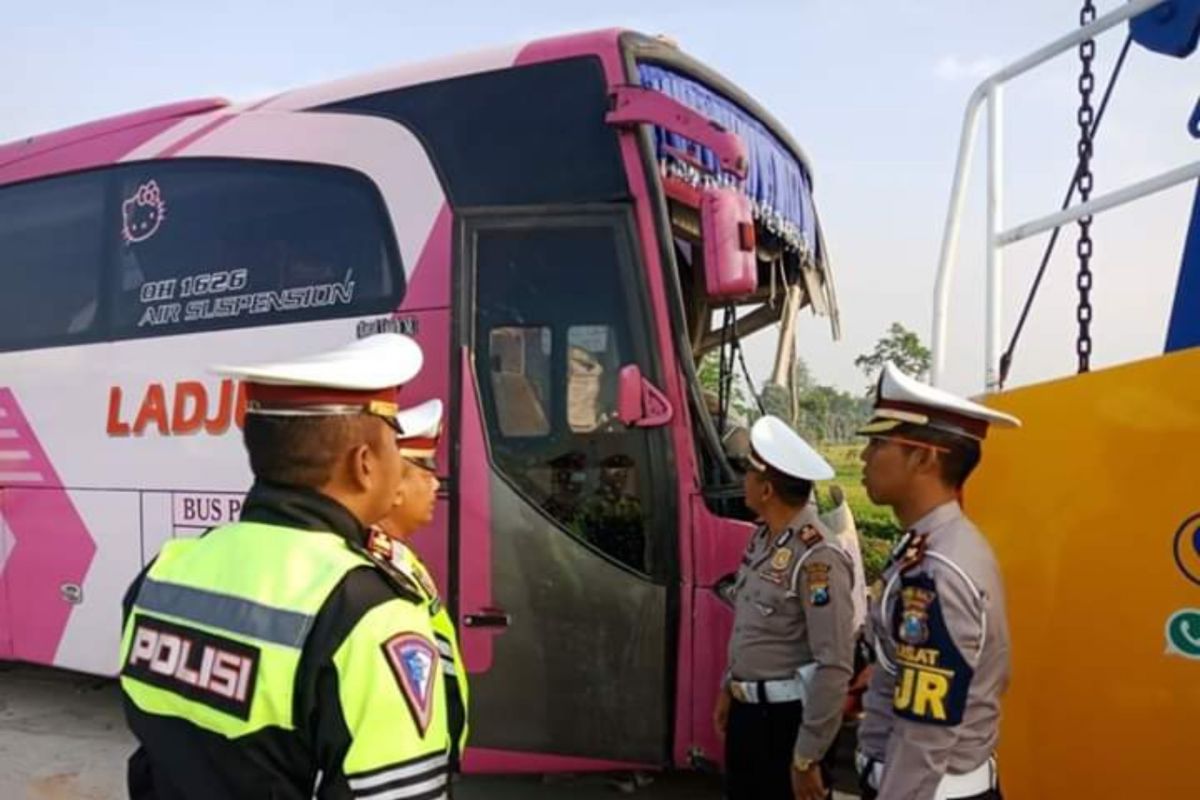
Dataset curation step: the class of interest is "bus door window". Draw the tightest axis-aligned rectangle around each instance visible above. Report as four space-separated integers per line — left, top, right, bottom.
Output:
474 220 663 578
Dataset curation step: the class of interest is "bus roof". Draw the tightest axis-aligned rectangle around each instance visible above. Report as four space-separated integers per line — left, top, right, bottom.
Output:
0 28 816 198
0 99 228 174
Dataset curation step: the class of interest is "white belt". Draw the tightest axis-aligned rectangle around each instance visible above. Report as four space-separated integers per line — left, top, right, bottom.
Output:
856 751 997 799
729 663 816 705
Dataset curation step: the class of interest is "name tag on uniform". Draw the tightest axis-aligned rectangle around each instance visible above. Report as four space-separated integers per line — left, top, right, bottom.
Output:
123 614 260 720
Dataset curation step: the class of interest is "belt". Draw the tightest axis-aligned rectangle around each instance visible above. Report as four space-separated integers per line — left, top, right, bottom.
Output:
729 663 817 705
856 750 997 799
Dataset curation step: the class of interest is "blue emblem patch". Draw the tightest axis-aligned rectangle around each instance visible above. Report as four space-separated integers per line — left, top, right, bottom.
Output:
898 586 934 645
804 562 831 607
382 633 439 736
900 611 929 645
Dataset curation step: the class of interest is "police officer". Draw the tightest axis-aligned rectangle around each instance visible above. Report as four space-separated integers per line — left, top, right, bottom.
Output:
716 415 855 800
119 334 451 800
369 399 470 773
855 362 1019 800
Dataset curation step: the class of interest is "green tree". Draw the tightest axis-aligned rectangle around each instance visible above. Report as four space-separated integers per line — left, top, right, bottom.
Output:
788 354 871 444
697 350 754 423
854 322 932 392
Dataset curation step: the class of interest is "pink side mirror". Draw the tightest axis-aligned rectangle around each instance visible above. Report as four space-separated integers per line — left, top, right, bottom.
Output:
618 364 674 428
617 364 645 426
701 186 757 299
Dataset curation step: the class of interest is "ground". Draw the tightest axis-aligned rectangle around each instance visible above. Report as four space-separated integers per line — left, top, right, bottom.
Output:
0 666 858 799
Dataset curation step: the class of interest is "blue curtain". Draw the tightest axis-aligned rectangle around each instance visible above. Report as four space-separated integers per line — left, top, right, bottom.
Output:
638 63 818 259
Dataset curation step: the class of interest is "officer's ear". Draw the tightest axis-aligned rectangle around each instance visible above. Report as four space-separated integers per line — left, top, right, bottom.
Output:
342 441 371 492
907 446 941 479
347 418 390 492
756 470 775 504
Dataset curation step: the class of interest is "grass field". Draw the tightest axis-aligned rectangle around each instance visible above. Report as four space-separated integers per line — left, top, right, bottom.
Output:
817 444 900 582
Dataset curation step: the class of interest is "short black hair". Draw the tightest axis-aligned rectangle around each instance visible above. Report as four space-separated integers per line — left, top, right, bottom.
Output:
897 426 982 488
762 467 814 507
242 414 377 488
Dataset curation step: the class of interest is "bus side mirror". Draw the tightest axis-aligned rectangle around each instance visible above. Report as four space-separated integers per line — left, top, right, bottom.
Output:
701 186 758 299
618 364 674 427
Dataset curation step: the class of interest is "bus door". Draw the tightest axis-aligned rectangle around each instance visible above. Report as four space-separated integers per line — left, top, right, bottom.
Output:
457 210 677 766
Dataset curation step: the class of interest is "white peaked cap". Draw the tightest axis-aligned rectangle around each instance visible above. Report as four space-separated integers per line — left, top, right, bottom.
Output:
211 334 423 421
395 399 444 444
212 333 423 390
749 415 835 481
860 361 1020 440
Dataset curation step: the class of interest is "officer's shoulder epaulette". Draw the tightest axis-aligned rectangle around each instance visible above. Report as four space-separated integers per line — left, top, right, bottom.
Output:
798 524 824 548
347 542 424 603
897 532 930 573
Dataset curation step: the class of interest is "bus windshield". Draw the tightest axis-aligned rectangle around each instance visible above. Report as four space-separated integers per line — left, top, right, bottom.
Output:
632 56 839 485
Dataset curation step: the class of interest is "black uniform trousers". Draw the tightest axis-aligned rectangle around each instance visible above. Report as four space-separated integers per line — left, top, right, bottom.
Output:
724 695 831 800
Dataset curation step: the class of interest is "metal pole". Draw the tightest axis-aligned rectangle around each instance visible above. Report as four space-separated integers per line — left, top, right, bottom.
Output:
989 0 1164 85
986 86 1004 393
929 0 1167 388
997 160 1200 245
931 90 986 387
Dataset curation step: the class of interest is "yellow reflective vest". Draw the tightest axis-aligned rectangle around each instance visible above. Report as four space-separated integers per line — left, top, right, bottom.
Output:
119 484 449 800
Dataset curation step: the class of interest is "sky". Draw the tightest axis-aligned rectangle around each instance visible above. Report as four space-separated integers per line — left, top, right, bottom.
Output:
2 0 1196 395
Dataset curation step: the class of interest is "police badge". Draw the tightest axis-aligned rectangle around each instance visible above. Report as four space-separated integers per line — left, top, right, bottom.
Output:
770 547 794 571
804 563 831 607
898 586 936 645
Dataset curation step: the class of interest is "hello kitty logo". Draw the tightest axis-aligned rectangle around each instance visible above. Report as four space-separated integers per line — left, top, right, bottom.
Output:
122 180 167 244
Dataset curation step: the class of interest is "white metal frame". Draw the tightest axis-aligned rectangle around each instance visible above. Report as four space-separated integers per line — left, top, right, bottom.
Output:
931 0 1199 390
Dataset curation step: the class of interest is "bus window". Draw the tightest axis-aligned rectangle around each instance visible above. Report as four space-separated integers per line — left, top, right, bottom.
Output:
108 160 403 339
489 326 552 437
473 219 661 576
0 173 106 351
566 325 619 433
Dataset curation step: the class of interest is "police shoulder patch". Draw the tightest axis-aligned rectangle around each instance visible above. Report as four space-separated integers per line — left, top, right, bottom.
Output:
898 586 935 645
804 562 832 607
890 574 973 727
381 632 440 737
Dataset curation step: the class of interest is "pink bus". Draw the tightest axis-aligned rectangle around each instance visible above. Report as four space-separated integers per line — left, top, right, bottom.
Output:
0 30 838 774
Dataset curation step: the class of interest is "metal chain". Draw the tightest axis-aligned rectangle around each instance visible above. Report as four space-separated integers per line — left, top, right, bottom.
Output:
1075 0 1097 373
997 32 1132 389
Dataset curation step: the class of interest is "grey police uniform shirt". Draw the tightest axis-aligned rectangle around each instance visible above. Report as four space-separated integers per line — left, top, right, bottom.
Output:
858 501 1011 800
726 504 855 762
